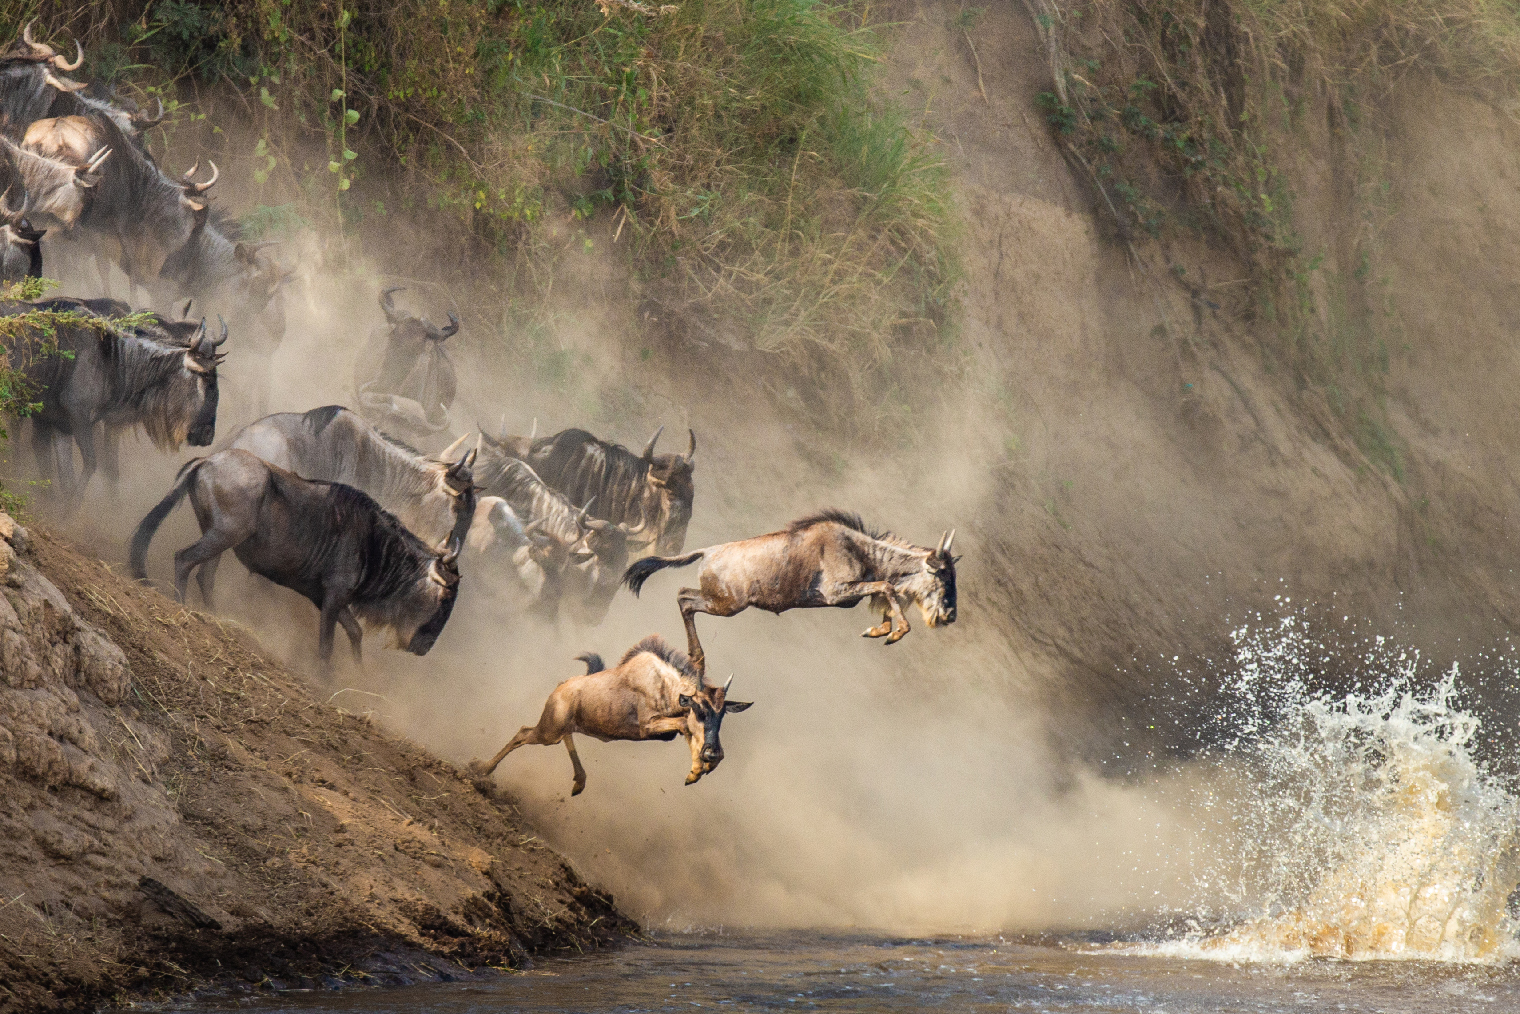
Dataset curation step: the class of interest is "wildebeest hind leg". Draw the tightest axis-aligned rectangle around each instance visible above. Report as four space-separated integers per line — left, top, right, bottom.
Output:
173 530 240 604
564 734 587 796
195 554 221 609
473 725 548 777
336 607 363 662
677 587 713 675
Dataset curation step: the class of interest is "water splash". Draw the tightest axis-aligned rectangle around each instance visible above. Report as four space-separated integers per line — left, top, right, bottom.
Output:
1147 614 1520 962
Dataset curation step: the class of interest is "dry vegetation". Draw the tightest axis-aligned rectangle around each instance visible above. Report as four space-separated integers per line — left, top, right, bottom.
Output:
1024 0 1520 475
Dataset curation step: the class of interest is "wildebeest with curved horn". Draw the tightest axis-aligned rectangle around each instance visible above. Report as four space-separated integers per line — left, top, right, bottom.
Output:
624 509 958 673
228 405 477 551
469 636 752 795
0 187 42 282
472 432 640 623
130 450 464 669
4 299 225 500
495 422 695 557
352 286 459 449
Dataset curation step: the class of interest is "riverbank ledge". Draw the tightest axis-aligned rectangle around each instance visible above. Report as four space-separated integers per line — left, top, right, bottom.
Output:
0 515 631 1013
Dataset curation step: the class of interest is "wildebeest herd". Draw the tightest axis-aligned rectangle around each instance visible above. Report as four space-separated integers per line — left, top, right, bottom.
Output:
0 24 961 796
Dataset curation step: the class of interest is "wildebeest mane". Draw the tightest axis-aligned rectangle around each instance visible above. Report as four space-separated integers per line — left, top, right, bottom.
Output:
533 429 650 526
310 479 436 606
304 403 343 435
785 508 919 552
102 325 205 449
0 61 54 138
621 634 700 683
476 452 582 543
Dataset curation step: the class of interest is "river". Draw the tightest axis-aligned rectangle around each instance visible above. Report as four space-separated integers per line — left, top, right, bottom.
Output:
168 931 1520 1012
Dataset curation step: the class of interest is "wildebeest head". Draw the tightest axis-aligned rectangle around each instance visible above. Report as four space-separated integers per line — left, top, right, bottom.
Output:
405 547 462 655
677 674 753 782
4 128 107 226
638 425 696 555
0 188 42 282
901 529 958 628
171 316 227 446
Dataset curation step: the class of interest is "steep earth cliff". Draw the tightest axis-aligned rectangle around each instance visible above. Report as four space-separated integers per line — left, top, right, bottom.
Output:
0 517 629 1013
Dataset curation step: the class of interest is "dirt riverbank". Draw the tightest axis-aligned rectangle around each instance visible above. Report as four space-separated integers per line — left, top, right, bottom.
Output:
0 517 631 1013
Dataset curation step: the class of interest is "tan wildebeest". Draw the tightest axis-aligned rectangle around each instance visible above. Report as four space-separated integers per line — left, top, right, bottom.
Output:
469 636 752 795
623 508 957 673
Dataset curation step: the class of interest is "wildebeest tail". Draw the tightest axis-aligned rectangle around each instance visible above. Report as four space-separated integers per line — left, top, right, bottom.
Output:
621 551 703 596
575 652 605 674
129 457 206 579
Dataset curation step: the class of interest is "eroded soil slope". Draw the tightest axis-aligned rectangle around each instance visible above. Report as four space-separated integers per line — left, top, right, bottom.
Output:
0 517 628 1013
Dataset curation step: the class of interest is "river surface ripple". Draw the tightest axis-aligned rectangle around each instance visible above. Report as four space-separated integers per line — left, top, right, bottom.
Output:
170 932 1520 1013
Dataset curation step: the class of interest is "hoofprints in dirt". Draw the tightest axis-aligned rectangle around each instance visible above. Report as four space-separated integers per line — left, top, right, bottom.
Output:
0 514 631 1013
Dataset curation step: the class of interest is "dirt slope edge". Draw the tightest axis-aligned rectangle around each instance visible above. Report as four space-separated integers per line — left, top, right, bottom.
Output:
0 516 632 1013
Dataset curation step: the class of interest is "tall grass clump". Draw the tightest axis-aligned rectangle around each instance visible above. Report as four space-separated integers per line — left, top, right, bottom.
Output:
14 0 955 438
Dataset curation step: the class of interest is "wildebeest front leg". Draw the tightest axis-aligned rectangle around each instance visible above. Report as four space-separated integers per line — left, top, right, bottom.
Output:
828 580 909 642
316 594 353 674
336 607 363 662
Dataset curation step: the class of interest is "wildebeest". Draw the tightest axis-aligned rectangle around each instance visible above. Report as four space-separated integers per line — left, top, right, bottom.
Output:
0 132 107 226
624 509 958 673
471 435 639 622
469 636 752 795
495 422 695 557
4 299 225 499
228 405 478 551
352 287 459 447
129 449 463 667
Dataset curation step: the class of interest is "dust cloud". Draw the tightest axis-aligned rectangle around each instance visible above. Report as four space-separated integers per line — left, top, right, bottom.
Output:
12 169 1239 934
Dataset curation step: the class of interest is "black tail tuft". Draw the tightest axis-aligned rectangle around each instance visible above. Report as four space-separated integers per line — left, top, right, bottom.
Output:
304 404 345 434
129 459 204 579
575 652 605 674
621 551 703 597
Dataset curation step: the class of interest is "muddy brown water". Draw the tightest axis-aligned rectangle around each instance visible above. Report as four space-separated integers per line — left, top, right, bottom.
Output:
166 932 1520 1012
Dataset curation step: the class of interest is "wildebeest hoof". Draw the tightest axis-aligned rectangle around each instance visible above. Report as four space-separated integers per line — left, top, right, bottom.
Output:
684 773 700 785
465 759 488 777
571 781 585 796
884 629 907 644
862 624 891 638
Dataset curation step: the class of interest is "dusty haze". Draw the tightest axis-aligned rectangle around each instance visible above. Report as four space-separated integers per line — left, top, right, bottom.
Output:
21 0 1520 935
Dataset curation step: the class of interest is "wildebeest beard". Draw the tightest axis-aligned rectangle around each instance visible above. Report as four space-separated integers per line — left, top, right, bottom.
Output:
340 496 459 655
103 324 220 448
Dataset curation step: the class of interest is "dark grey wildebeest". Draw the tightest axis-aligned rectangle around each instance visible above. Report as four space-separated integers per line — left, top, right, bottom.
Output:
228 405 477 551
129 449 464 669
352 287 459 449
624 509 958 673
0 188 43 282
4 299 225 500
494 423 695 557
471 434 640 623
469 635 751 795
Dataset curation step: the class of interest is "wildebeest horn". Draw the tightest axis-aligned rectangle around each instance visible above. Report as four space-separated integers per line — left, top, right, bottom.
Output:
641 425 663 461
379 286 405 323
0 188 23 224
474 433 483 457
22 20 52 58
686 428 696 462
210 314 228 349
188 318 206 352
438 432 470 460
529 417 537 441
499 414 510 440
44 71 86 93
184 160 217 193
53 40 83 72
460 447 477 470
723 673 733 695
179 298 193 319
131 96 164 128
575 497 596 525
938 529 955 554
439 311 460 338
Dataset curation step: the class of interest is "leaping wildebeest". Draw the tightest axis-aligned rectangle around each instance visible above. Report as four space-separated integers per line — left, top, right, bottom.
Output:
623 509 958 673
495 422 695 557
469 636 752 795
228 405 478 551
3 299 225 500
129 449 464 669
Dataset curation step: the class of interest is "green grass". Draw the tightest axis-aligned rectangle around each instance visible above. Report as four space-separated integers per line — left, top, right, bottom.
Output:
10 0 954 438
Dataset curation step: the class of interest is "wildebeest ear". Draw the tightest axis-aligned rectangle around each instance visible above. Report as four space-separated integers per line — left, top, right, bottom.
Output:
724 700 753 713
677 694 693 709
